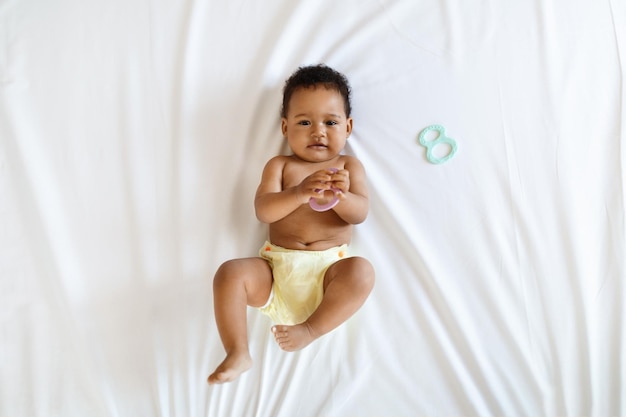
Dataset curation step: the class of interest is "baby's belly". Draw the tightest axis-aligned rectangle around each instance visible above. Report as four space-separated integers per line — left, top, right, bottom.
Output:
268 211 353 250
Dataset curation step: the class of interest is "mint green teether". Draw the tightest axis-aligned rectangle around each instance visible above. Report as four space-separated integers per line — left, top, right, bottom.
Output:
418 125 458 164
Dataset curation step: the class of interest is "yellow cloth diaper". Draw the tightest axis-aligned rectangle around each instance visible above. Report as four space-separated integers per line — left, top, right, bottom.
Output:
258 241 349 325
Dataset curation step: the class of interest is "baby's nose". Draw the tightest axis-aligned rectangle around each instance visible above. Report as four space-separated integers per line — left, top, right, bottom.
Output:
312 125 326 138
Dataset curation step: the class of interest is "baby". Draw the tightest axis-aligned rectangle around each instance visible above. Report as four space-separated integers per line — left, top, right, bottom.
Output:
208 64 375 385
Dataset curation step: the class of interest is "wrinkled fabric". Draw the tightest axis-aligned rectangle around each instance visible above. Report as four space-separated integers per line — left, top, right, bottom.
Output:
1 0 624 416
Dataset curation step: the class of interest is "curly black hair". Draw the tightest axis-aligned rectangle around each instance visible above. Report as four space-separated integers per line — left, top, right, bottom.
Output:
280 64 352 118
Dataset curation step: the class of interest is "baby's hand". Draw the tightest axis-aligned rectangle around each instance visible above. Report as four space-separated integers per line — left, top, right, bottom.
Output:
329 169 350 199
295 169 339 203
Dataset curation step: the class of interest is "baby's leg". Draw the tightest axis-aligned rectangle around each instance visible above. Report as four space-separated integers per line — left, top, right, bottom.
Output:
208 257 272 384
272 256 374 351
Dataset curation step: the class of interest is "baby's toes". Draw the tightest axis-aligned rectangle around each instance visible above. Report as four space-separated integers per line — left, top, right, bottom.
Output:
272 325 288 335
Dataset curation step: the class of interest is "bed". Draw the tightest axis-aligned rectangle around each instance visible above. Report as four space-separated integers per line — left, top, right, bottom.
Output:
2 0 624 415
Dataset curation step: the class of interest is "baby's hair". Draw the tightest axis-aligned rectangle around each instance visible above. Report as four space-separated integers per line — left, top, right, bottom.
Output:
281 64 352 118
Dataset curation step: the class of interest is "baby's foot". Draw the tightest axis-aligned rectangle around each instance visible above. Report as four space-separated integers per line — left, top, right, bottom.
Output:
208 350 252 384
271 322 318 352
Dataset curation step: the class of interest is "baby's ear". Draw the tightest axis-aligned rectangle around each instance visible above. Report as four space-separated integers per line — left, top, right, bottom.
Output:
345 117 353 137
281 118 288 137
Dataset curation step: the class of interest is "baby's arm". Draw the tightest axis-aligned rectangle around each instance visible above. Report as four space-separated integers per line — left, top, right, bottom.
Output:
329 157 369 224
254 157 337 224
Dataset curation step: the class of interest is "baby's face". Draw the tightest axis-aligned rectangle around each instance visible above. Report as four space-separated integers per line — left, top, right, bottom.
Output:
281 86 352 163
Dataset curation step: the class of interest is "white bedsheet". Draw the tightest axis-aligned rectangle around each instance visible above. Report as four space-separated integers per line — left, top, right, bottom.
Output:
1 0 624 416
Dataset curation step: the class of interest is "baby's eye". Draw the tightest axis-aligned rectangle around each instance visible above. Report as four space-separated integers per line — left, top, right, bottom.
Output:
326 120 338 126
298 120 311 126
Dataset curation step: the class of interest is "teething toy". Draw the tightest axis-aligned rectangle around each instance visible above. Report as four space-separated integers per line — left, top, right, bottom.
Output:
309 168 341 212
418 125 458 164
